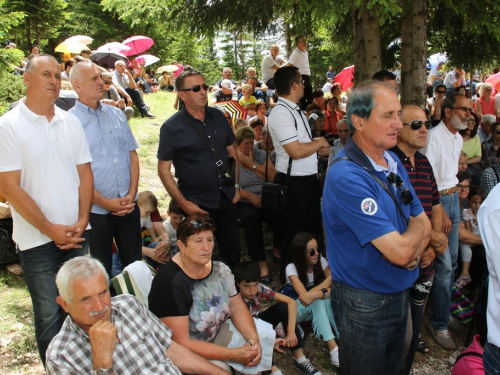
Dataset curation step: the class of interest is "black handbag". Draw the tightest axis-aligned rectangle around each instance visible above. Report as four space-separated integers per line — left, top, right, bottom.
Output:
0 218 18 265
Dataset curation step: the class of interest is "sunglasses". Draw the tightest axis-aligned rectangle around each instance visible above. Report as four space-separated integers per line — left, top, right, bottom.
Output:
295 80 305 85
452 106 473 114
189 219 215 228
308 247 318 257
387 172 413 205
436 90 446 94
179 83 209 92
103 81 112 85
402 120 431 130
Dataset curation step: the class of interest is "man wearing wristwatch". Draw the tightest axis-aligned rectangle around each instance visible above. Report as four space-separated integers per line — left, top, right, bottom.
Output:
323 81 431 375
158 69 242 270
45 256 230 375
391 105 448 373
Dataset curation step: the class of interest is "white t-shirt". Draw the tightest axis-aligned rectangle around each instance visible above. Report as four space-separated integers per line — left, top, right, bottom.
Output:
268 97 317 176
463 208 480 236
285 256 329 287
0 100 92 250
162 217 177 244
288 48 310 76
140 216 153 229
261 54 285 83
421 121 463 190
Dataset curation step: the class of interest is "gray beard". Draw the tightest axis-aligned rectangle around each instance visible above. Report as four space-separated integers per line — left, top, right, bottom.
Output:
451 113 468 130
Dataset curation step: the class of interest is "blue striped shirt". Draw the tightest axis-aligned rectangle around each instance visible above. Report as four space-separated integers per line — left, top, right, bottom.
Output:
70 101 139 214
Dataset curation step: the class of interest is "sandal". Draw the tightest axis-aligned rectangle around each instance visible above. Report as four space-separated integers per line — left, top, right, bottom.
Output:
417 338 430 354
6 263 23 275
454 275 471 289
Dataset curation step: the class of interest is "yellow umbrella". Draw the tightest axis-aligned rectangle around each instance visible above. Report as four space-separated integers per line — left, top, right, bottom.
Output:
55 40 88 54
156 65 179 74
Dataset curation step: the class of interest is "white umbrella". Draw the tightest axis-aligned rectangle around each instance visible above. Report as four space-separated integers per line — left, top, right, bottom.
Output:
136 54 160 67
64 35 93 45
97 42 131 55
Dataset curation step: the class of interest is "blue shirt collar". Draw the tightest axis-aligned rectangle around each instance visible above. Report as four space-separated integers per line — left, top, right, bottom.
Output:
74 99 107 114
343 136 398 175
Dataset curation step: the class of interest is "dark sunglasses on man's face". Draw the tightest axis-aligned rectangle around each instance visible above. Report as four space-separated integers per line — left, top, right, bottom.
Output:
402 120 431 130
436 90 446 94
179 83 209 92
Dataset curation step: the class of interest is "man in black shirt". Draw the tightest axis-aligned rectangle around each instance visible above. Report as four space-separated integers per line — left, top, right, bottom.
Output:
157 69 242 269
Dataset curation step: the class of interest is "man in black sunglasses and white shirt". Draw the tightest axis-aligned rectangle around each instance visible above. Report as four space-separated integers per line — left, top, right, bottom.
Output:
391 105 448 373
421 93 470 350
157 69 242 270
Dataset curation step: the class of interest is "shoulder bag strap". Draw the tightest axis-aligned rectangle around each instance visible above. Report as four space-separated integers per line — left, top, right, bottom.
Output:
182 109 230 178
454 351 483 365
329 156 409 226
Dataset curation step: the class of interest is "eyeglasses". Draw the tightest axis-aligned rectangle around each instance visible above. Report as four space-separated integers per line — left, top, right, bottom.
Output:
402 120 431 130
103 81 112 85
387 173 413 204
308 247 318 257
467 119 476 124
179 83 209 92
436 90 446 94
189 219 215 228
457 184 470 190
452 106 473 114
494 130 500 135
295 80 305 85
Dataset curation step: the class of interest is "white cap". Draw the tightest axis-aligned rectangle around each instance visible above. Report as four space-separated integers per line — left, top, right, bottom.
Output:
221 79 233 90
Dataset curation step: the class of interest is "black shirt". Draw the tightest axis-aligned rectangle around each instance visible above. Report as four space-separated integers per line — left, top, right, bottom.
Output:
157 107 235 208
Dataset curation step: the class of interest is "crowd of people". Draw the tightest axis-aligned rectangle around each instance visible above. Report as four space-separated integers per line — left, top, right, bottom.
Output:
1 36 500 375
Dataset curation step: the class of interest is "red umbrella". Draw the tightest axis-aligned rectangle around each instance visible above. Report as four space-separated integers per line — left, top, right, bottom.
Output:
335 65 355 91
486 72 500 96
122 35 154 56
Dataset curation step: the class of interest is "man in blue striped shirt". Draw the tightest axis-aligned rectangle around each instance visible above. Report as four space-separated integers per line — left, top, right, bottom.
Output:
69 61 142 276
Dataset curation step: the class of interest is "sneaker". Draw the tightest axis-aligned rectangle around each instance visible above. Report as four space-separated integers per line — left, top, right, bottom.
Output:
331 347 340 368
427 323 456 349
448 317 462 332
274 322 286 339
294 359 322 375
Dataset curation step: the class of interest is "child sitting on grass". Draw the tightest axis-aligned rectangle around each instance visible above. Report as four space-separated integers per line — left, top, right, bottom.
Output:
233 260 322 375
162 198 185 257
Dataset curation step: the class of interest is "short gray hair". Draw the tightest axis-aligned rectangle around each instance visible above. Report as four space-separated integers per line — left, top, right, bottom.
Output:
25 54 59 74
482 114 496 124
56 256 109 303
69 60 95 86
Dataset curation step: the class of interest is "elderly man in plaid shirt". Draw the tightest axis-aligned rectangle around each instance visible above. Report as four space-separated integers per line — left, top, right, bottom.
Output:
46 257 229 375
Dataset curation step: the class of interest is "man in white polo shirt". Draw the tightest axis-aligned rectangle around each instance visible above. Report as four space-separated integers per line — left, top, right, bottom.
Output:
0 54 93 365
268 65 330 265
261 44 287 90
421 93 470 350
478 183 500 374
287 35 312 110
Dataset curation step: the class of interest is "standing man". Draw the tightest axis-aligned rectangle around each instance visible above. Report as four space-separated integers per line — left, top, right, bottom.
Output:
478 183 500 375
391 105 448 374
112 60 156 118
268 66 331 263
287 35 312 110
0 54 93 365
326 66 336 80
261 44 287 90
421 93 470 350
157 69 242 269
70 61 143 277
323 81 430 375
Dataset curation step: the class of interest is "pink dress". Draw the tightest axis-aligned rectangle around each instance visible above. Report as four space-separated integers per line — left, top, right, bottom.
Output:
476 96 495 116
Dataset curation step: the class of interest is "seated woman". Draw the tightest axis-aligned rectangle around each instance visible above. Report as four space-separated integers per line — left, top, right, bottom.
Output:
149 215 263 372
249 118 264 142
159 71 175 91
460 113 483 179
233 126 282 280
323 96 344 138
475 83 495 119
100 72 134 121
330 83 346 115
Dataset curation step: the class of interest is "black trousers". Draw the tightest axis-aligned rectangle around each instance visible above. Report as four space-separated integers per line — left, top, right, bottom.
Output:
274 172 323 266
125 86 148 114
259 302 304 352
200 192 241 270
236 201 283 262
299 74 313 111
89 203 142 277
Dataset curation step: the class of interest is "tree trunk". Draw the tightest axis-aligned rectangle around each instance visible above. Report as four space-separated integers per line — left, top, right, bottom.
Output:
400 0 428 107
285 22 292 57
352 3 381 86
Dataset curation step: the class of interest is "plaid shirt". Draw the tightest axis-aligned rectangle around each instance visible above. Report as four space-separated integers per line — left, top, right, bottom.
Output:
46 295 181 375
243 284 276 317
481 163 500 194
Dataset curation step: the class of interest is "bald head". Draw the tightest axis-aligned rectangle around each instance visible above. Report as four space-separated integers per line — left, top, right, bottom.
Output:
69 60 95 86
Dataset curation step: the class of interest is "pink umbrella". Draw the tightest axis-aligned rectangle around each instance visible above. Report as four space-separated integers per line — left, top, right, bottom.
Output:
335 65 355 91
97 42 131 55
122 35 154 56
486 72 500 95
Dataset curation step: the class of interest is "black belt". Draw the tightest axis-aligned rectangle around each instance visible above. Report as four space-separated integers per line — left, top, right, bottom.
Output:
277 172 318 179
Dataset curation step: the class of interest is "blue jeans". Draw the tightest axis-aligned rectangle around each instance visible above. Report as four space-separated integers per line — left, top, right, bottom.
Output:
18 232 89 365
431 192 459 330
484 341 500 374
331 280 409 375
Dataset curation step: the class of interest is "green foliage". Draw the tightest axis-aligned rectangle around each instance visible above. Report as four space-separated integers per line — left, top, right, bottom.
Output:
0 48 24 72
0 72 25 115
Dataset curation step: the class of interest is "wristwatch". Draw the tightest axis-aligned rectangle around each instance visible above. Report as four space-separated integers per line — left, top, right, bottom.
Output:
94 368 113 375
252 164 257 171
234 184 241 190
321 288 329 299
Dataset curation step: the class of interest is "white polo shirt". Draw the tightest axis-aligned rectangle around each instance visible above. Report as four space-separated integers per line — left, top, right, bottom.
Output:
0 100 92 250
261 54 285 83
421 121 462 191
268 97 317 176
478 183 500 347
288 48 310 76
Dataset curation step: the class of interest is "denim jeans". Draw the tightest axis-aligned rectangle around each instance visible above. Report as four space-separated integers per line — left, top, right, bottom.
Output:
18 232 89 365
331 280 409 375
484 341 500 374
431 192 460 330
